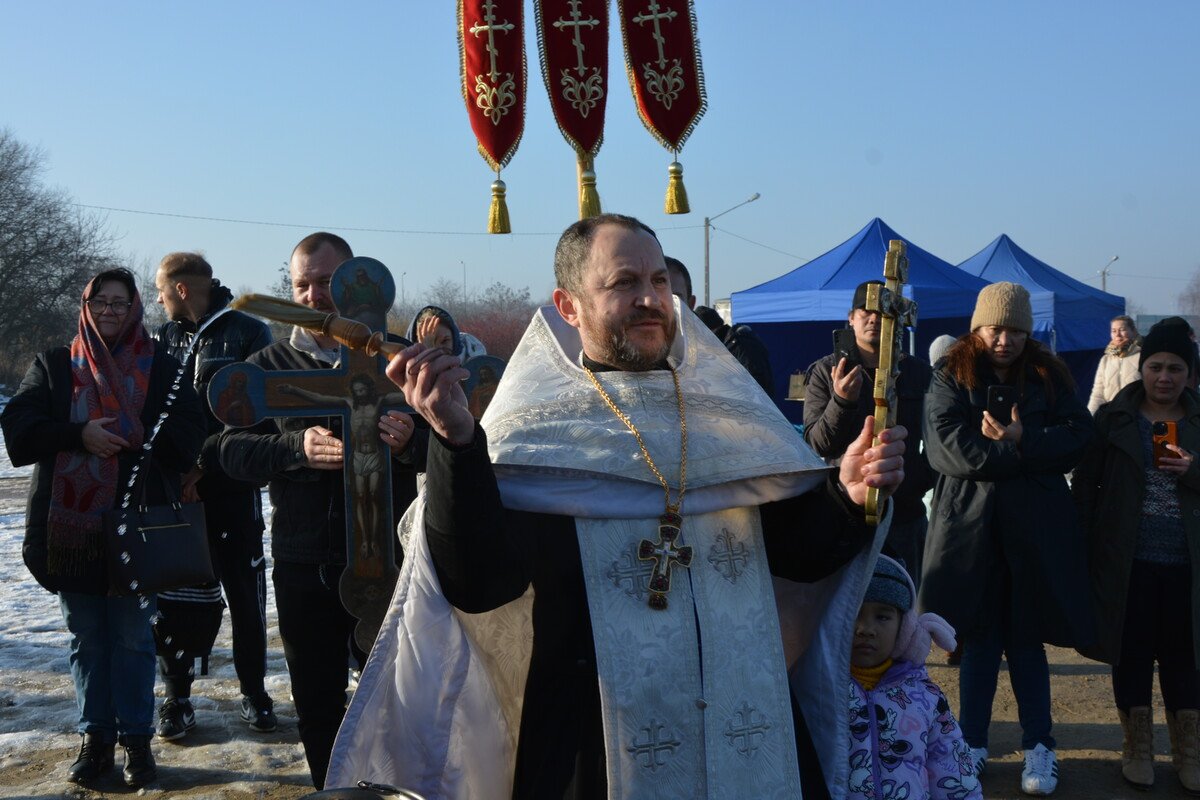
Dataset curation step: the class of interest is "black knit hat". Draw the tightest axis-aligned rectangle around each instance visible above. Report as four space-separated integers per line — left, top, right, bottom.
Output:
1140 321 1196 376
863 556 913 612
851 281 884 313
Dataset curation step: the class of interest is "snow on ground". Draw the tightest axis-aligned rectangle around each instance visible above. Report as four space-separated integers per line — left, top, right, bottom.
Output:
0 395 32 479
0 394 317 797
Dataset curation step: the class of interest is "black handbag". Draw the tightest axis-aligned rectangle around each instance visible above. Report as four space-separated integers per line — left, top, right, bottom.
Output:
104 340 215 597
105 487 214 596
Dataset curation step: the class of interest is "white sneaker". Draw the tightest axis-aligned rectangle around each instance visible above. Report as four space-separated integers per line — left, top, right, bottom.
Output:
969 746 988 776
1021 743 1059 795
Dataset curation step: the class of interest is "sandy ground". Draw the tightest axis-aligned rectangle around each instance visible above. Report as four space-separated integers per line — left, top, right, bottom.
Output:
0 469 1189 799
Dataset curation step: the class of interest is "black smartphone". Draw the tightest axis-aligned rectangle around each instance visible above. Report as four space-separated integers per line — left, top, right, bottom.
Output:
986 385 1016 426
832 328 859 365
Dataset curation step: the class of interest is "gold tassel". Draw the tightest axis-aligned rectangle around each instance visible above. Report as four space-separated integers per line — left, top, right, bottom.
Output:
665 160 690 214
488 177 511 234
577 154 601 219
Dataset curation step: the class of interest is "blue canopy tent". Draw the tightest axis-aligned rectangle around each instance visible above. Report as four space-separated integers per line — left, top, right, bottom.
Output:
957 234 1125 400
731 218 990 423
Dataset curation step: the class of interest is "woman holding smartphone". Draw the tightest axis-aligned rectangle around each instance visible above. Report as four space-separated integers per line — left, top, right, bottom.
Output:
920 282 1095 797
1074 321 1200 793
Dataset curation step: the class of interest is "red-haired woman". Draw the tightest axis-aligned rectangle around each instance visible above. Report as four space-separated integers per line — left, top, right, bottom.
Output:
919 282 1096 797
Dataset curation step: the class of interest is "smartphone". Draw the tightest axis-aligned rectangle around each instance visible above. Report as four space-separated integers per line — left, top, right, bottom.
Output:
986 385 1015 426
832 328 859 366
1152 420 1179 465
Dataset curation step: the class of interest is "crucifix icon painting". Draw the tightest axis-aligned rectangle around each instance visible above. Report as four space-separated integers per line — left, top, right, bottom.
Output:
208 256 412 651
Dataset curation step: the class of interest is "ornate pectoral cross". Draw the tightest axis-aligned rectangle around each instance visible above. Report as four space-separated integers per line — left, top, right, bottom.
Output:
637 510 692 610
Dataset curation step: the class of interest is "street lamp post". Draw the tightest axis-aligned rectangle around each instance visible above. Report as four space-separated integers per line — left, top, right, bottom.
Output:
1099 255 1118 292
703 192 761 307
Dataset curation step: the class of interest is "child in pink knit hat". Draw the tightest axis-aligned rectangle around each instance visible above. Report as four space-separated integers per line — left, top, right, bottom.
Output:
847 555 982 800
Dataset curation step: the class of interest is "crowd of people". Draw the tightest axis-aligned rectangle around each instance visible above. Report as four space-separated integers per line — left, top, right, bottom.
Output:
1 213 1198 800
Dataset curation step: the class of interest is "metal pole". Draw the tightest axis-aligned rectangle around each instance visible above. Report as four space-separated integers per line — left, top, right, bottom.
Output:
702 192 760 308
1100 255 1118 292
461 260 467 306
703 216 712 307
400 272 407 306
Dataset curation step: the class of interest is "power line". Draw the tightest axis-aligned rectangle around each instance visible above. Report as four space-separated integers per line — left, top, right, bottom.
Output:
70 202 706 236
1108 272 1190 283
709 223 805 261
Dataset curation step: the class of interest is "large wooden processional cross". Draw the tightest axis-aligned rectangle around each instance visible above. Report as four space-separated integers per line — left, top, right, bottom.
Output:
208 257 410 651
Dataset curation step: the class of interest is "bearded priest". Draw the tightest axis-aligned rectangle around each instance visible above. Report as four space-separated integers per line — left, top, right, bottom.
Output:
325 214 908 800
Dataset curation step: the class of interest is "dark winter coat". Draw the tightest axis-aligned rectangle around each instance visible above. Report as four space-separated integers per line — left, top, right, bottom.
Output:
1072 380 1200 666
711 321 774 395
1 344 205 594
217 338 414 565
918 359 1097 646
154 283 271 523
803 351 934 523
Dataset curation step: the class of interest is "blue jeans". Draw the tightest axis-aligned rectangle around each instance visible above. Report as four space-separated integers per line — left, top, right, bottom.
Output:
958 621 1055 751
59 591 157 738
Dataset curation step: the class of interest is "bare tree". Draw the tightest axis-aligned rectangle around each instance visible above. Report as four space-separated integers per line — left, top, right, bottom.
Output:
384 277 540 359
457 282 539 360
1179 265 1200 316
0 129 128 385
426 277 468 314
131 254 166 334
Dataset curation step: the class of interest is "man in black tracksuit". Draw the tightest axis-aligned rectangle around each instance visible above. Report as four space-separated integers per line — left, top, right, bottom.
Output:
217 232 417 789
152 252 274 740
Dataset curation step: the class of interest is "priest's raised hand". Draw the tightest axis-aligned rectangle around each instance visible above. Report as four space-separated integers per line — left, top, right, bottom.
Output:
385 341 474 447
839 416 907 507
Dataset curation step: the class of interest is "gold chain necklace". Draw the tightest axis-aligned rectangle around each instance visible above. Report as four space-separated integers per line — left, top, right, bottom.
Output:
582 363 692 610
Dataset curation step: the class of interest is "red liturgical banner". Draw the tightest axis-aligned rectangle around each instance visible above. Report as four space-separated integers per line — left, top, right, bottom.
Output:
618 0 705 153
535 0 609 158
460 0 526 171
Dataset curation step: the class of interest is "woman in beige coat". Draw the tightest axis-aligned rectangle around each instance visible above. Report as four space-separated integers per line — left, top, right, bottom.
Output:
1089 315 1142 414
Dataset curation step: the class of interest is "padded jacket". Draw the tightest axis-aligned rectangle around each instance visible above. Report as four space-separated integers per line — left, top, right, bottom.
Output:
1 344 204 594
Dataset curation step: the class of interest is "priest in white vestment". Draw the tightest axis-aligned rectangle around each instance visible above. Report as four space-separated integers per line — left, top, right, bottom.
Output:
326 215 908 800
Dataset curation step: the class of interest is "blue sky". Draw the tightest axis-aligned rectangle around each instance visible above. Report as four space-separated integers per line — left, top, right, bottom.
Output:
3 2 1197 316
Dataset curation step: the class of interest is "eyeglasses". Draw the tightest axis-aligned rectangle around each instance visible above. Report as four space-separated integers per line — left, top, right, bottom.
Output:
86 299 132 316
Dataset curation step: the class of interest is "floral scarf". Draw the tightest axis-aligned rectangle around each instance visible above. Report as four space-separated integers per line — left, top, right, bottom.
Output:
45 278 154 575
1105 337 1140 358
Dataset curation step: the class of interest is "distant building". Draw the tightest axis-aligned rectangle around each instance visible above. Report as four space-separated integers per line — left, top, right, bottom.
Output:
1137 314 1200 334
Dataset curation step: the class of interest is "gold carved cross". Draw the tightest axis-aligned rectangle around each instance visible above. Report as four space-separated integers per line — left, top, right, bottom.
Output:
553 0 600 76
863 241 917 525
470 0 516 83
632 0 677 69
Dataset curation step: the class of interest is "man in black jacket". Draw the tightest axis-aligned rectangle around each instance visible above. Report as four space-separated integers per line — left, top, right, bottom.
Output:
151 252 275 740
694 304 776 396
802 280 934 588
217 232 416 790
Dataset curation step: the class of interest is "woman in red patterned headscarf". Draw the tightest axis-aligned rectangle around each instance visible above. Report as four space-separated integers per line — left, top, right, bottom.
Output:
1 268 204 788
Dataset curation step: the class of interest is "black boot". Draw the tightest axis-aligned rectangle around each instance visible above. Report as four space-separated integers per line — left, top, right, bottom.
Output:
66 732 115 784
119 734 157 787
